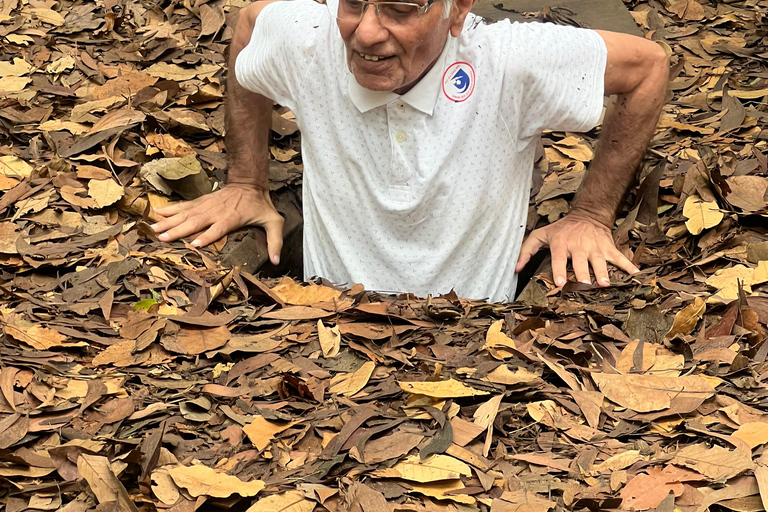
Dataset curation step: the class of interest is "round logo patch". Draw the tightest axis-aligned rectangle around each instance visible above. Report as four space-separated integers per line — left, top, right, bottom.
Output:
442 62 475 103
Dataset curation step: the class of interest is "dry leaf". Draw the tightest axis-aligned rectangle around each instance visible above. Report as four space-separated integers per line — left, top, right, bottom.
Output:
374 454 471 482
318 319 340 358
672 444 754 482
666 296 706 338
88 179 124 208
272 279 343 305
592 373 715 413
329 361 375 396
168 464 264 498
684 195 724 235
399 379 489 398
242 416 296 451
0 156 33 178
245 491 315 512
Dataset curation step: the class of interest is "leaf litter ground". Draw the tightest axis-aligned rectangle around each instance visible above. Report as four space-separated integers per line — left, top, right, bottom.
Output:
1 0 768 510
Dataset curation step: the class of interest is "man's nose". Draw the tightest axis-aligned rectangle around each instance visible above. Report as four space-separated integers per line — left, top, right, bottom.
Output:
355 4 389 45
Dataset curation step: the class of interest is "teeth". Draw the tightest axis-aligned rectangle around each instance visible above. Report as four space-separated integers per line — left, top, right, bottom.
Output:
360 52 380 61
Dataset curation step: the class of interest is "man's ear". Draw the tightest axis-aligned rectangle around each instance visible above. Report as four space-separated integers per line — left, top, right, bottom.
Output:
449 0 477 37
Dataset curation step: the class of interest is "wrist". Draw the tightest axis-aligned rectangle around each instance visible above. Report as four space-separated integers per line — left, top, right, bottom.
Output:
567 205 615 229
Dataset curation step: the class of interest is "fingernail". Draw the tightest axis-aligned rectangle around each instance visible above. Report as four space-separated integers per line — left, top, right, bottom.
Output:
580 280 591 285
631 267 640 274
150 224 158 231
600 278 610 286
191 239 201 247
271 255 280 265
556 277 566 287
158 233 169 241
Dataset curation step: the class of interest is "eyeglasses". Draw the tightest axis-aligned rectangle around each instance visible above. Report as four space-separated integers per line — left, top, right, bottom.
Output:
328 0 441 27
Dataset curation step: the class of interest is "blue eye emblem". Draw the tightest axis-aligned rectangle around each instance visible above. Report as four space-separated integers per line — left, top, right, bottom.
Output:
450 69 470 93
442 62 475 102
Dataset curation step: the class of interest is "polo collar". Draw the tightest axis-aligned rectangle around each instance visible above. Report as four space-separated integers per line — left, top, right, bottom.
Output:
347 36 451 116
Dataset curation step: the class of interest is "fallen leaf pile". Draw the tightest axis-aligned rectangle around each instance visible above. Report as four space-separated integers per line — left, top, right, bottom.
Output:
1 0 768 510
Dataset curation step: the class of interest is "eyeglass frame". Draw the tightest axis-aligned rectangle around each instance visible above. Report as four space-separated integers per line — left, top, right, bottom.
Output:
333 0 442 24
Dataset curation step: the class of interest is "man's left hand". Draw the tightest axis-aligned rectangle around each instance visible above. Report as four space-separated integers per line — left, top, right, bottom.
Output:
515 212 639 288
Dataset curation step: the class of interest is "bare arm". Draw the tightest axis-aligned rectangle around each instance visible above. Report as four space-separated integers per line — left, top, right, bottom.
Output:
570 30 670 227
225 1 275 190
152 1 284 264
517 31 669 287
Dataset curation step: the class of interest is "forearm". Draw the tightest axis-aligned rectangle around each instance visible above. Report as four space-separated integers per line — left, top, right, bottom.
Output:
571 60 669 227
225 5 273 190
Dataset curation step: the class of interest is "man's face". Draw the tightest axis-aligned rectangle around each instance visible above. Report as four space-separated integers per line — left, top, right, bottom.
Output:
338 1 454 95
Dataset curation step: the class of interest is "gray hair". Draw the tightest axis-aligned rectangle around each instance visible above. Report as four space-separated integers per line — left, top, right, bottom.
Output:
443 0 454 18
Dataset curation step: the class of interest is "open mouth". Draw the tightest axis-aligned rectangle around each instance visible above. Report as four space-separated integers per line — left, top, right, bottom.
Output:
356 51 393 62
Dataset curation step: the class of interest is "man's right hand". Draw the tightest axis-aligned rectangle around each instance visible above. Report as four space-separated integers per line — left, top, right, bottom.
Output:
151 184 285 265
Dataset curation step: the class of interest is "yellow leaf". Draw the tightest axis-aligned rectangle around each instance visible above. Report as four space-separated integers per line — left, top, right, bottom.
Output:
271 278 343 305
706 264 757 300
0 156 32 178
242 416 296 451
167 464 265 498
151 468 180 506
683 195 723 235
666 296 706 339
399 378 489 398
31 7 65 25
3 315 86 350
46 56 76 74
484 365 541 386
408 480 476 505
87 179 125 208
39 120 89 135
732 423 768 449
754 261 768 285
245 490 315 512
0 71 29 91
484 319 516 359
0 58 33 77
317 319 340 358
329 360 375 396
375 454 471 483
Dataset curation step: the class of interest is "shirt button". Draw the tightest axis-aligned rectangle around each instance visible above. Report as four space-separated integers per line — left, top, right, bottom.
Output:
396 132 407 142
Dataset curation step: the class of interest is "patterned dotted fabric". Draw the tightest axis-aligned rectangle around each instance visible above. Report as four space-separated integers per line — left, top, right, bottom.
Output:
235 0 607 301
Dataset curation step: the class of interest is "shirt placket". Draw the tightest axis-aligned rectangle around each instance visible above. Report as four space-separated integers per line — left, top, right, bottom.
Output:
387 101 412 194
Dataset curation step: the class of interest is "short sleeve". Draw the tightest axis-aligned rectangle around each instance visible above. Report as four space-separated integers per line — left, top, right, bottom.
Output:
506 22 607 140
234 0 325 108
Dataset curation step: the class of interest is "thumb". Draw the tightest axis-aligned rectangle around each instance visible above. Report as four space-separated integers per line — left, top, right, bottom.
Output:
516 231 546 273
263 216 284 266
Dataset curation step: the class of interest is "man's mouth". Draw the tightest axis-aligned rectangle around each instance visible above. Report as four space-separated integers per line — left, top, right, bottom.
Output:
356 51 392 62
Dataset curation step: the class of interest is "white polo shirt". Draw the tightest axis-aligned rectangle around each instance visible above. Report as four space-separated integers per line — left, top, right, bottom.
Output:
235 1 607 301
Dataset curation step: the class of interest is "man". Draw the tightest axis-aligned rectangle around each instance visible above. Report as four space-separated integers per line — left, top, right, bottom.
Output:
151 0 669 302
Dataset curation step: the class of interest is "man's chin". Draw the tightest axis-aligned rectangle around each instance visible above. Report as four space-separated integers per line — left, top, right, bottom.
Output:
350 64 403 92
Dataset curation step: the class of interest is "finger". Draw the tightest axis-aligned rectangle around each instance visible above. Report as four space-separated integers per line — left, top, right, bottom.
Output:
516 231 546 273
158 212 212 243
572 251 591 285
190 221 232 248
263 216 285 265
590 252 611 287
153 199 200 216
151 211 191 240
607 247 640 275
549 241 569 288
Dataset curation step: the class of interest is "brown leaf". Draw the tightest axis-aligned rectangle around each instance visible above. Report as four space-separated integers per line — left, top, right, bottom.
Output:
161 325 231 355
